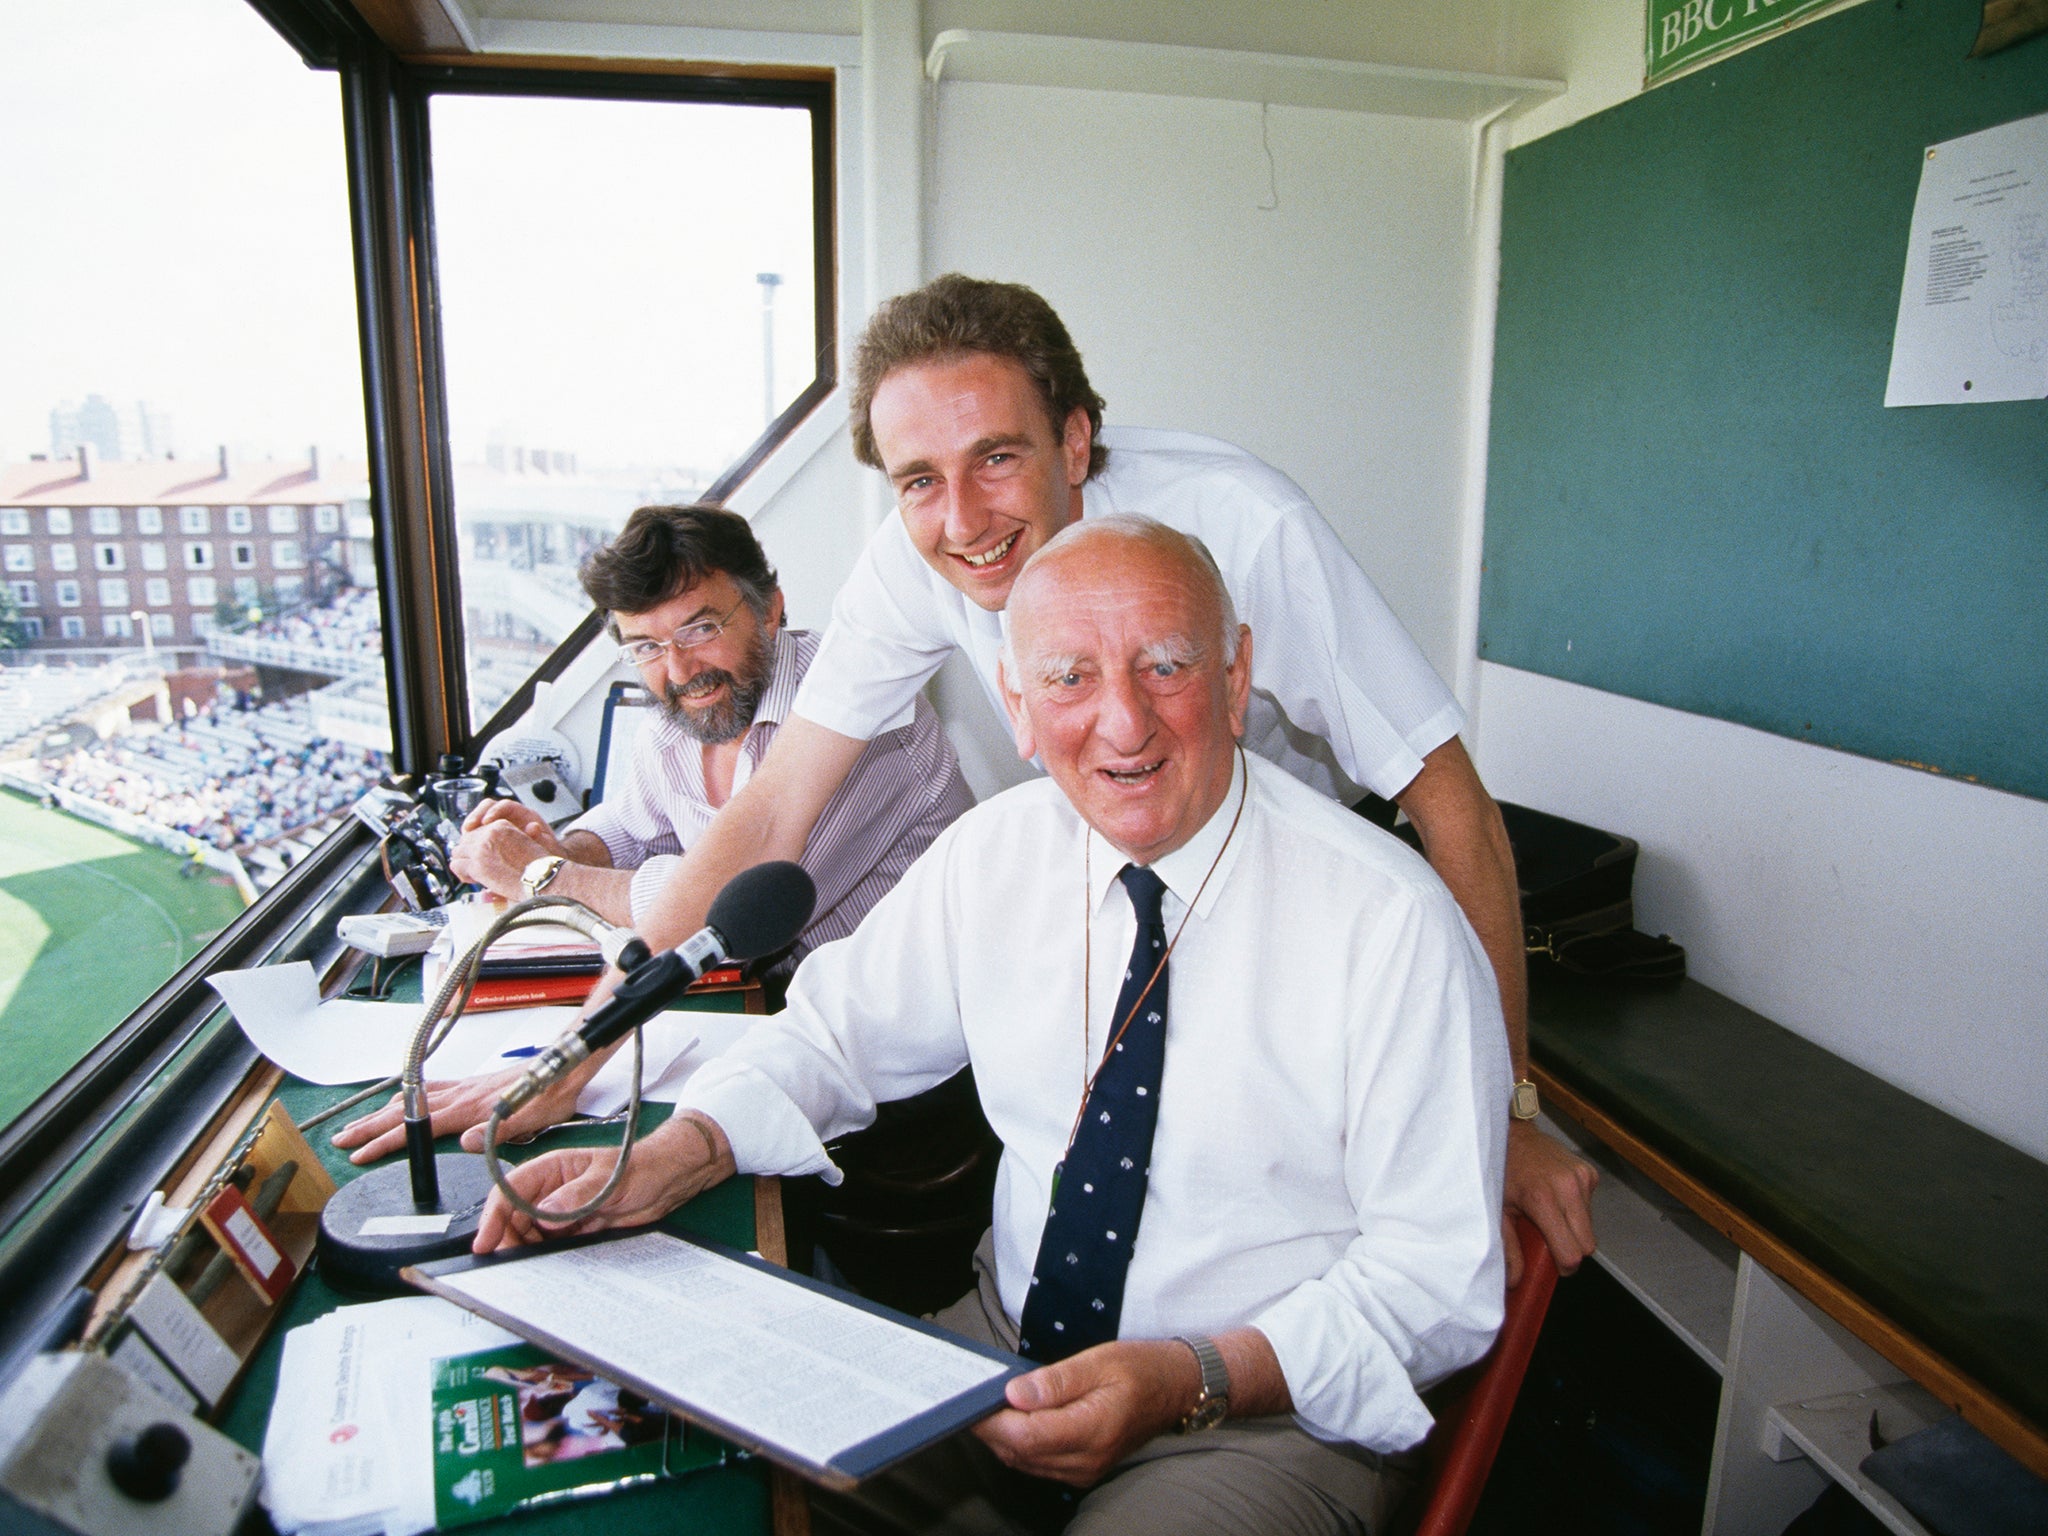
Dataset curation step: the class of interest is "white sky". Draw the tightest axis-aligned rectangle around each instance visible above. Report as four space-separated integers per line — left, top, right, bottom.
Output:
0 0 818 475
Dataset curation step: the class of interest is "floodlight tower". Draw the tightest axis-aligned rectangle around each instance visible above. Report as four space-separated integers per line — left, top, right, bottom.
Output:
757 272 783 427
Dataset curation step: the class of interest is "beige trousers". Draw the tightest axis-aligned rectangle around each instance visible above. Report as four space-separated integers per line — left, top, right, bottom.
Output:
810 1236 1411 1536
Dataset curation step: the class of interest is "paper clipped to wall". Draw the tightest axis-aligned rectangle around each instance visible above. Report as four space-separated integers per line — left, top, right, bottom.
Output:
1885 110 2048 406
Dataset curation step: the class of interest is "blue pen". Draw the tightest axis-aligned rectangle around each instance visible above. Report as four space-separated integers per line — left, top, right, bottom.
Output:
501 1045 542 1058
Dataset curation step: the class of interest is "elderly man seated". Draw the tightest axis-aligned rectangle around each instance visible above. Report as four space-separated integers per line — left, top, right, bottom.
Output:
479 516 1508 1535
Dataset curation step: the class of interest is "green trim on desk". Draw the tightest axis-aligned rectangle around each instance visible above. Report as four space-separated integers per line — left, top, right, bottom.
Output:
1529 974 2048 1440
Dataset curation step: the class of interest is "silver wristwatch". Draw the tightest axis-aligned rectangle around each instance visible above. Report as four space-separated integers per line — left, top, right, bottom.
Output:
520 854 566 898
1173 1335 1230 1433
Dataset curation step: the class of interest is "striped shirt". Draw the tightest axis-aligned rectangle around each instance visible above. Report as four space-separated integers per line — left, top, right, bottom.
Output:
570 628 974 963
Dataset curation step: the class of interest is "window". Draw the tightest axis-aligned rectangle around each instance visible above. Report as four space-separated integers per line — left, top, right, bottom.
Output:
180 506 209 533
149 613 173 638
12 581 38 607
428 82 827 729
50 544 77 572
190 612 215 638
266 504 298 533
141 542 166 570
55 580 81 607
186 576 216 606
137 505 163 534
47 507 73 535
184 541 213 570
144 577 170 606
226 505 253 533
233 576 260 606
98 577 130 607
1 508 28 535
95 543 125 571
18 615 43 639
59 615 85 639
271 539 303 569
3 545 31 573
314 503 339 532
89 506 121 535
101 613 133 639
230 542 256 569
274 575 304 606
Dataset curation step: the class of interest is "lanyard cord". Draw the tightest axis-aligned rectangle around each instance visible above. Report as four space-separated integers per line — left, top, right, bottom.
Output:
1067 748 1249 1157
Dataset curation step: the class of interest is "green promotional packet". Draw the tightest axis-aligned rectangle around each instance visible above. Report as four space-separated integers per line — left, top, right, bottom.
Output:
430 1342 732 1525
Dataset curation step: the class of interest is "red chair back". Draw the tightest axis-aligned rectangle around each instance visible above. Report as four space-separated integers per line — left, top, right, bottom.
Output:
1410 1217 1559 1536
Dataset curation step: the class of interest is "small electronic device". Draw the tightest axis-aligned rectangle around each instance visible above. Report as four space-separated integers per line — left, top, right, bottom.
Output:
0 1351 260 1536
338 906 453 957
497 757 581 824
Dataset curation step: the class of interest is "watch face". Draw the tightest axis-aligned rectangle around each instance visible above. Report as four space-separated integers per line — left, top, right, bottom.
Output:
1184 1395 1229 1433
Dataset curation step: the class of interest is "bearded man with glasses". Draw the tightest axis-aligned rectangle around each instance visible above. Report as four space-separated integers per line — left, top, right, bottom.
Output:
334 503 973 1166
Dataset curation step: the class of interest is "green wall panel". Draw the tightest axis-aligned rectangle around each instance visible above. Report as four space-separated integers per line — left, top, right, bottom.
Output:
1481 0 2048 799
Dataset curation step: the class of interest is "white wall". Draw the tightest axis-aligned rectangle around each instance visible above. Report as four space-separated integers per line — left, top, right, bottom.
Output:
1473 667 2048 1161
1466 0 2048 1162
925 78 1480 769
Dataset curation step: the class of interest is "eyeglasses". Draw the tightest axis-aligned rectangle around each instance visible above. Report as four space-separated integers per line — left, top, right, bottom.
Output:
617 596 749 668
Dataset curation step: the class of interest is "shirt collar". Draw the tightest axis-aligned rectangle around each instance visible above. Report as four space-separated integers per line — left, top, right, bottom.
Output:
1085 747 1249 922
750 626 803 731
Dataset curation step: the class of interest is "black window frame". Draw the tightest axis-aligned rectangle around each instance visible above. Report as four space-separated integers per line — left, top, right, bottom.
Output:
0 0 838 1379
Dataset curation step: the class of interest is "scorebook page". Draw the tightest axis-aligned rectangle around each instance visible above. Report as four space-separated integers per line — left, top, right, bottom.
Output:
416 1230 1016 1479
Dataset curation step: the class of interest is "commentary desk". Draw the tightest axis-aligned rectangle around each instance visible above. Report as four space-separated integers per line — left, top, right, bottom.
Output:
204 975 811 1536
1528 972 2048 1534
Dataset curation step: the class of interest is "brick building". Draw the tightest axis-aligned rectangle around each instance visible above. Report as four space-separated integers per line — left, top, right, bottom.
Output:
1 448 364 657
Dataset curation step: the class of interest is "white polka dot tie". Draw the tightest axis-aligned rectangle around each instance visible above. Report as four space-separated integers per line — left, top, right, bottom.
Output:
1019 864 1170 1362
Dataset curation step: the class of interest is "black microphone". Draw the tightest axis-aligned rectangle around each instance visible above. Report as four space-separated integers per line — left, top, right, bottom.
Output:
494 861 816 1114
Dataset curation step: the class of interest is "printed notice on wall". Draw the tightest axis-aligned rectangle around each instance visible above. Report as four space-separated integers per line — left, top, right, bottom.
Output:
1886 111 2048 406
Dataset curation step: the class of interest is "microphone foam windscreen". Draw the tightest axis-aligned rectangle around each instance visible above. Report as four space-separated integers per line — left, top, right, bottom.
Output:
705 860 817 960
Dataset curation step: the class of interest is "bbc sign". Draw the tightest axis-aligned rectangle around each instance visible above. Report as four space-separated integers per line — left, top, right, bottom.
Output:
1647 0 1833 83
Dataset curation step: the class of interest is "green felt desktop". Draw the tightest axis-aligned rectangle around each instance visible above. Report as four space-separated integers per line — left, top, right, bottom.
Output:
213 981 788 1535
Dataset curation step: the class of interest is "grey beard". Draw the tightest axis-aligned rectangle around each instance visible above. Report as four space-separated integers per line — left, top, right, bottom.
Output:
660 667 766 744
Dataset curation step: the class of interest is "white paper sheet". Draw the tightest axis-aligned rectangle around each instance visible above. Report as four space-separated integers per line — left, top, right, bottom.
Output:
575 1012 752 1115
1886 110 2048 406
210 959 752 1109
432 1232 1008 1472
207 962 580 1085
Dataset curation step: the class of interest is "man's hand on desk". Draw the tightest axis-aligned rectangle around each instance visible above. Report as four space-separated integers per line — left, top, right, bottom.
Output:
449 800 567 897
472 1112 736 1252
328 1057 600 1164
1503 1119 1598 1285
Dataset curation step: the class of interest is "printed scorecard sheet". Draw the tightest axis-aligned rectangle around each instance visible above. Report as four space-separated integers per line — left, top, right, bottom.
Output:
408 1230 1023 1487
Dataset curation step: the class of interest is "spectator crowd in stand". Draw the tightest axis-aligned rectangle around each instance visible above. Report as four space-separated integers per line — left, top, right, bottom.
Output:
45 698 385 853
238 588 384 658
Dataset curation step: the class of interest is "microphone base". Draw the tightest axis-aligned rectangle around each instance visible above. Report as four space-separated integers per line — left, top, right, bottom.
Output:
316 1154 495 1293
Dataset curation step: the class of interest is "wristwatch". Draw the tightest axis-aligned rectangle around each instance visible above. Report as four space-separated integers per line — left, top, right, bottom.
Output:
520 854 566 898
1511 1078 1541 1121
1173 1335 1230 1433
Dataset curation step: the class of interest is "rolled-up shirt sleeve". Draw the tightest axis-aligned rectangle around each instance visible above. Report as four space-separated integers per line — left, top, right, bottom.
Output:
790 518 955 742
566 725 682 873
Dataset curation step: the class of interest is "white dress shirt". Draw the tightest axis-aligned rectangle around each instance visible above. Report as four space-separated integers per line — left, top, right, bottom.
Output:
569 628 973 957
677 751 1509 1451
791 427 1465 804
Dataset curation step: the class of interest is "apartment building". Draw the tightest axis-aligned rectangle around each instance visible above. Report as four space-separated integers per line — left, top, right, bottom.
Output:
0 448 360 654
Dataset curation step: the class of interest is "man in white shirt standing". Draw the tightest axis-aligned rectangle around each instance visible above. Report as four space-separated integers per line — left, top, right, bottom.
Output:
615 275 1594 1284
476 519 1509 1535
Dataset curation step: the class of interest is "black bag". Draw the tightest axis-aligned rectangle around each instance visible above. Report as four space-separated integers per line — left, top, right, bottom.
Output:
1498 803 1686 985
1364 795 1685 985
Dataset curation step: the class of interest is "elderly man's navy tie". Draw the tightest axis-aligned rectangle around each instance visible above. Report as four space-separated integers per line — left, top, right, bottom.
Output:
1019 863 1170 1363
